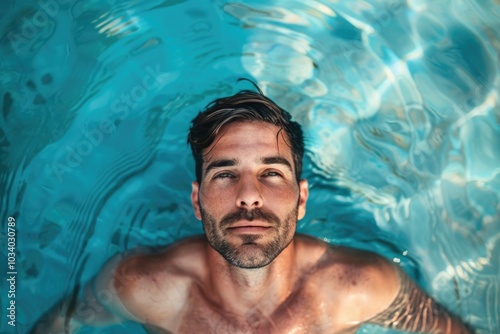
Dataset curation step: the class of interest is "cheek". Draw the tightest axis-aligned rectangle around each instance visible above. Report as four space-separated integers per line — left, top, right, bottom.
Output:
263 184 299 206
200 188 231 214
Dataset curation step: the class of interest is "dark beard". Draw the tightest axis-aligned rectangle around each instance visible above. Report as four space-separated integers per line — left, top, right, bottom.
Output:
200 207 298 269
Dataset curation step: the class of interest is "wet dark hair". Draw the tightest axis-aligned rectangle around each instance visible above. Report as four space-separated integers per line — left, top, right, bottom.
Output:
187 81 304 183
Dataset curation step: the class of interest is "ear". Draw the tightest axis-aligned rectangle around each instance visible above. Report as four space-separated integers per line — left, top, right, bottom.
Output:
191 181 202 220
297 179 309 220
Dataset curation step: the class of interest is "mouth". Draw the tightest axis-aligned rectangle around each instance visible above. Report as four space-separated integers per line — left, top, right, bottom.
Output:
227 221 273 234
227 226 272 234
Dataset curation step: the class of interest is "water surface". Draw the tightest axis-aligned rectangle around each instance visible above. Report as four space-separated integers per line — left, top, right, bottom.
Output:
0 0 499 333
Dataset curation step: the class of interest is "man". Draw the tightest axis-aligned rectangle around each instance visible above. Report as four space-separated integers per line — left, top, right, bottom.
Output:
33 85 473 334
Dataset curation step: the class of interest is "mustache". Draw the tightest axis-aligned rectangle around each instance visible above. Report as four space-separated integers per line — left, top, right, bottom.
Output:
220 209 280 227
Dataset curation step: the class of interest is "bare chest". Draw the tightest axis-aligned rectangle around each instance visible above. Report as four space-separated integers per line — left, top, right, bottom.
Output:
144 286 358 334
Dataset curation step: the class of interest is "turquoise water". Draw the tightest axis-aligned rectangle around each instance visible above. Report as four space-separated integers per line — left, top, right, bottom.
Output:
1 0 499 333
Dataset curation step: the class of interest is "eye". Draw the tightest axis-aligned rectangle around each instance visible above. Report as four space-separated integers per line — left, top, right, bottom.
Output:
214 172 235 179
263 171 282 178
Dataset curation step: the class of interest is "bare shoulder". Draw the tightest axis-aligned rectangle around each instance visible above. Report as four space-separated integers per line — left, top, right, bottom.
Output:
296 236 399 288
112 237 208 322
326 247 400 322
303 240 473 333
299 239 400 323
365 265 474 333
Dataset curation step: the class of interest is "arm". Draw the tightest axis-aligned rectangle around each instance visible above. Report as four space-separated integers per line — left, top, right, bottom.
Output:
30 253 140 334
366 268 474 334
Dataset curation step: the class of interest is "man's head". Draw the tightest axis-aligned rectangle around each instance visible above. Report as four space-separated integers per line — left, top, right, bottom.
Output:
188 88 304 184
187 85 308 269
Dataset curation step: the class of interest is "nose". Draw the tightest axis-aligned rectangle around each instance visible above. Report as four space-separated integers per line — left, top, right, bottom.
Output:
235 174 263 210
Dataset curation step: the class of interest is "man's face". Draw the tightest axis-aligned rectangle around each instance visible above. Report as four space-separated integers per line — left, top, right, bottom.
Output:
191 121 308 269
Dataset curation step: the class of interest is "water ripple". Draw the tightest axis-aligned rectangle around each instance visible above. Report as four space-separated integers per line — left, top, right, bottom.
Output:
1 0 499 333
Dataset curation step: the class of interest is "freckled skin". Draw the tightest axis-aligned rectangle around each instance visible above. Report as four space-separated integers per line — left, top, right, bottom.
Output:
32 122 474 334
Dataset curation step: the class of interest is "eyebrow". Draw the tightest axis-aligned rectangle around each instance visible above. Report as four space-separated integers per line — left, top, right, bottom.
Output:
261 156 293 173
204 159 238 176
204 156 293 176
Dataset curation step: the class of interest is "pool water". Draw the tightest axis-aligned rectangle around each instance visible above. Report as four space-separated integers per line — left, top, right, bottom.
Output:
1 0 499 333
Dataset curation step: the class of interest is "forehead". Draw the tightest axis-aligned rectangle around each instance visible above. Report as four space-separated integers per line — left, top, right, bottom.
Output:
203 121 293 162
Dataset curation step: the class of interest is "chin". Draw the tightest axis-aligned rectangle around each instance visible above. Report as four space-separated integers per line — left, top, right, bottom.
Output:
223 242 284 269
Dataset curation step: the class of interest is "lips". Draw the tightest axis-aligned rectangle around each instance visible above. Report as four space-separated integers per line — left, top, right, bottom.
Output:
226 221 273 234
227 220 272 229
227 226 272 234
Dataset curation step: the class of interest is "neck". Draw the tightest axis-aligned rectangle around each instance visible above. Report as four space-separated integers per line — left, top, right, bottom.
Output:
205 240 298 316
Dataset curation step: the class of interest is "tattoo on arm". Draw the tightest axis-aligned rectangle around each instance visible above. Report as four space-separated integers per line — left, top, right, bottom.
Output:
367 271 472 334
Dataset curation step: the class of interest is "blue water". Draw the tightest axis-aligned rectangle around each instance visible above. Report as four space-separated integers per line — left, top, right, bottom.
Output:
1 0 499 333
